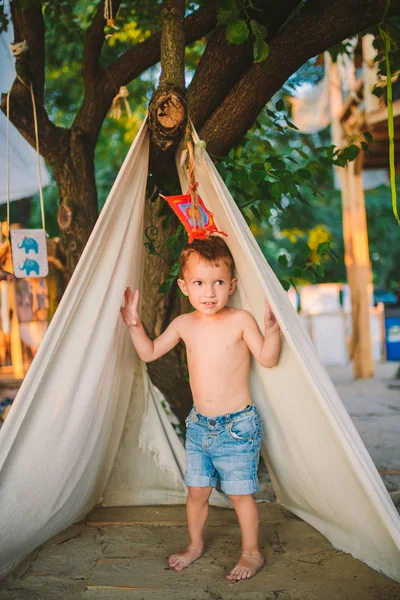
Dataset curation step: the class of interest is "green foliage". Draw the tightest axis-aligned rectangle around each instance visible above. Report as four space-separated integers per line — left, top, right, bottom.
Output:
328 39 356 63
210 95 345 289
217 0 270 63
226 19 249 44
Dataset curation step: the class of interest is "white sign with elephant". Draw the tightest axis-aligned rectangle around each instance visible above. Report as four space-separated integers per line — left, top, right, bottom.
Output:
10 229 48 279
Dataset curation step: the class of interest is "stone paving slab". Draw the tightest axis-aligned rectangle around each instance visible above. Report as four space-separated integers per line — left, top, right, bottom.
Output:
1 505 400 600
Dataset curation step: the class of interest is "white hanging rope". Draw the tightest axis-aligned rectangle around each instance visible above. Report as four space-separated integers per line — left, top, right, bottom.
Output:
104 0 114 25
29 81 46 231
6 41 46 235
6 89 11 236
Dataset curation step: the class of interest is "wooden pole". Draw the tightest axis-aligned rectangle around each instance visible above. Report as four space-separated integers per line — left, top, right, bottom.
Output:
326 54 374 378
362 34 380 120
8 281 24 379
344 156 374 377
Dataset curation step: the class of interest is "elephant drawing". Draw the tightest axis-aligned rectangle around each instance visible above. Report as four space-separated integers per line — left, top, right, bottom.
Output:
19 259 40 276
18 237 39 254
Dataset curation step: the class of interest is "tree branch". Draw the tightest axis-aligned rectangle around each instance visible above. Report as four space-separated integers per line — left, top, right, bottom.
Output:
82 0 122 88
12 5 45 104
148 0 187 150
200 0 400 156
159 0 186 87
1 6 59 161
74 2 217 139
102 2 217 95
1 80 63 164
188 0 301 130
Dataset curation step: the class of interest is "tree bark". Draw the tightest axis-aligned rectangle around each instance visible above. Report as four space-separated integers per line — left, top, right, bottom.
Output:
148 0 187 151
48 129 99 281
141 197 192 422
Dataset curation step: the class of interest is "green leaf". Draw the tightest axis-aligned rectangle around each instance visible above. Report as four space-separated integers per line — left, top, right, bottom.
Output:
364 131 374 144
275 98 285 112
361 141 370 154
372 86 384 98
301 269 316 284
250 205 262 222
217 6 240 25
342 144 359 160
317 241 331 255
250 20 267 39
253 38 269 62
280 278 291 291
293 267 304 278
278 254 288 267
314 263 324 277
259 202 271 218
334 155 347 167
274 123 285 134
266 109 276 119
226 20 249 44
271 181 284 197
284 119 299 130
300 244 311 259
296 148 308 160
297 168 312 180
159 280 173 293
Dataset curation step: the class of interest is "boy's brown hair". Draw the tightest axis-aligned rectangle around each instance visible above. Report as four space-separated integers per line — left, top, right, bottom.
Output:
179 236 235 278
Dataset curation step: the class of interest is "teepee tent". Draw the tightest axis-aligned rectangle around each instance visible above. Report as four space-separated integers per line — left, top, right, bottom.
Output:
0 119 399 582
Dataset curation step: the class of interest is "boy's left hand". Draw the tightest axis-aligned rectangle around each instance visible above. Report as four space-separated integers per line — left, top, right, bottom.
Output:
264 299 280 332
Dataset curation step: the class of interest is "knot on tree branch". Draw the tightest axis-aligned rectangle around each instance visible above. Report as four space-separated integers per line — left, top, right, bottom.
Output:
148 87 187 150
161 6 184 19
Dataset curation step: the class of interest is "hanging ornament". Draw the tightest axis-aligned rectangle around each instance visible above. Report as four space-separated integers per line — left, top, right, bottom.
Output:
108 86 132 120
161 132 227 243
10 230 48 279
161 187 227 244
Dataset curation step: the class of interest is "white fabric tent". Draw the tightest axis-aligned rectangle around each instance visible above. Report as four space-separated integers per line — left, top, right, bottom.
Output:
0 120 399 581
0 1 50 203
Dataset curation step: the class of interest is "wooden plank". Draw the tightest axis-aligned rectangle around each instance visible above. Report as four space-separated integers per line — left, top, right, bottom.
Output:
86 503 288 527
378 469 400 475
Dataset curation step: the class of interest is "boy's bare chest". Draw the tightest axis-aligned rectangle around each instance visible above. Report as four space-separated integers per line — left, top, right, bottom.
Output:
181 320 243 357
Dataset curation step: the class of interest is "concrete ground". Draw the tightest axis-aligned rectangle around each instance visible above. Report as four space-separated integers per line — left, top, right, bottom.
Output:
1 362 400 600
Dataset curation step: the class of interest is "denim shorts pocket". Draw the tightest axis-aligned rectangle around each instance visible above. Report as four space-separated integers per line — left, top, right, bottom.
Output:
185 408 195 429
227 414 257 442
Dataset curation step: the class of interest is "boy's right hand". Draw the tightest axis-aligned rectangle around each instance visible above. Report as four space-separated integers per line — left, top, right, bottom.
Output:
120 287 141 328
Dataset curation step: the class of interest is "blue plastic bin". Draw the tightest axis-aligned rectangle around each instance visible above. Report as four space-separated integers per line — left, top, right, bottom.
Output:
384 306 400 361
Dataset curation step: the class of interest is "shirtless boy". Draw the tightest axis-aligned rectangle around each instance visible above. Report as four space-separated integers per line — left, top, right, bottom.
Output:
120 236 281 581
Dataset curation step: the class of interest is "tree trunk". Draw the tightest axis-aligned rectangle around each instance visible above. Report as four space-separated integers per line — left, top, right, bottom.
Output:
48 129 99 281
140 197 193 422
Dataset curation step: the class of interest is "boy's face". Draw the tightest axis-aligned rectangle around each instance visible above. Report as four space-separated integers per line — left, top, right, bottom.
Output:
177 253 237 316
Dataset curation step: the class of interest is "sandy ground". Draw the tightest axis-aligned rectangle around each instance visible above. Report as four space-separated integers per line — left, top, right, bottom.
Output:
0 362 399 600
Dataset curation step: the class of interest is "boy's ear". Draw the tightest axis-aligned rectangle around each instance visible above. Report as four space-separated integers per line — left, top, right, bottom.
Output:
177 278 188 296
229 278 238 295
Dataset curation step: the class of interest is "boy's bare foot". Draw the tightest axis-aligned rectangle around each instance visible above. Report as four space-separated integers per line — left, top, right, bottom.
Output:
168 544 204 572
226 550 264 580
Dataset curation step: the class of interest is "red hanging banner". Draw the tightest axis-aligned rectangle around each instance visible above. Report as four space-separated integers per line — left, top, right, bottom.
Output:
161 184 227 243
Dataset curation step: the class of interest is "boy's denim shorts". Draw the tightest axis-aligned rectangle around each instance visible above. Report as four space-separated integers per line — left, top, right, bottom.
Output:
184 403 263 495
